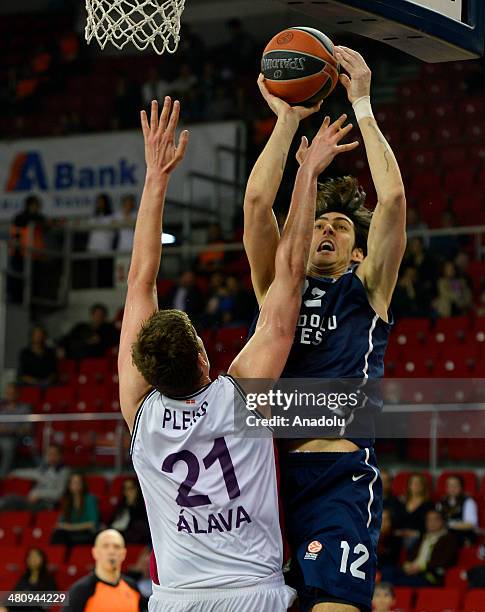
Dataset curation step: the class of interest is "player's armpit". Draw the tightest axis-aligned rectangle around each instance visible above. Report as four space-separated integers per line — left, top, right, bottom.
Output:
357 195 406 319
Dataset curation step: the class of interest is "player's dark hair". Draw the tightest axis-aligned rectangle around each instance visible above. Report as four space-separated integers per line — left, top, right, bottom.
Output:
132 309 202 397
316 176 372 254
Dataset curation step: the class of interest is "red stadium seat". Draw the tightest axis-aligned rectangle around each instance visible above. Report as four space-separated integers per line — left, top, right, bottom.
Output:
43 545 67 571
124 545 146 567
433 316 471 342
408 149 437 169
34 510 61 530
445 566 468 595
67 545 94 572
393 318 431 345
17 386 42 407
21 526 52 546
0 510 32 532
0 546 27 574
56 566 83 591
0 527 17 546
42 385 76 413
1 478 33 496
434 123 461 145
414 587 460 611
392 471 433 498
457 546 485 569
109 474 137 500
443 168 476 195
78 357 111 385
394 586 414 611
436 471 478 497
463 588 485 611
440 146 468 168
85 475 108 497
57 359 78 384
76 384 110 412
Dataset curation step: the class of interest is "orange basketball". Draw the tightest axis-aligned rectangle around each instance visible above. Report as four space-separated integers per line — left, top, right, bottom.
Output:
261 27 340 106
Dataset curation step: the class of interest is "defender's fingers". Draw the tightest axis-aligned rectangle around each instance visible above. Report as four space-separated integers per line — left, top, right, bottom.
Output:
140 110 149 138
150 100 158 131
315 115 331 136
158 96 172 133
337 140 360 153
175 129 189 161
166 100 181 137
330 114 348 132
334 122 354 141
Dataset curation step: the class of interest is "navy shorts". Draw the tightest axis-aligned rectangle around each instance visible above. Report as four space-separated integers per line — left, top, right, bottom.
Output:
280 449 382 612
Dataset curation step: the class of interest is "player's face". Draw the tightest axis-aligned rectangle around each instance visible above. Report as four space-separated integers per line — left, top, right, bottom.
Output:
310 212 357 272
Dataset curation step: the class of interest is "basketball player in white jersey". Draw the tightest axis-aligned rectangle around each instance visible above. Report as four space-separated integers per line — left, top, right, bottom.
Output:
118 97 358 612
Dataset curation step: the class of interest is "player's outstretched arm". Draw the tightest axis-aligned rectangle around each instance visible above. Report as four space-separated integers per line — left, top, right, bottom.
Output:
243 75 322 306
118 98 188 432
335 46 406 319
231 115 358 382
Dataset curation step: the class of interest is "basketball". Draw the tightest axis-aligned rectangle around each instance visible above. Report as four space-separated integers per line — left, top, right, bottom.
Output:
261 27 340 106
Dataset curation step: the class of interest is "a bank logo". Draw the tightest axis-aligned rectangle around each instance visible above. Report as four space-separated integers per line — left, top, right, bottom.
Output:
6 152 138 192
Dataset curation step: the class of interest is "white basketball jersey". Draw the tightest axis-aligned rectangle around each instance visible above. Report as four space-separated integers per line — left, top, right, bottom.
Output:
130 375 283 589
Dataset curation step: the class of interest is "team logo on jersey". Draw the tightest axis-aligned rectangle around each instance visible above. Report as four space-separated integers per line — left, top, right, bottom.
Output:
304 540 323 560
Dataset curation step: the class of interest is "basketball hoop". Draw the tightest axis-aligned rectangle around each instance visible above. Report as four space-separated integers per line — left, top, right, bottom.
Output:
85 0 185 55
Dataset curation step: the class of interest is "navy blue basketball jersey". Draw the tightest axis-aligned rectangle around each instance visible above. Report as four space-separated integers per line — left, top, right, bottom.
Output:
249 265 392 447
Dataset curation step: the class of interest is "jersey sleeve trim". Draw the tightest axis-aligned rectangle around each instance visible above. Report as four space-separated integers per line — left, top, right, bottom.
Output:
130 388 157 456
224 375 274 433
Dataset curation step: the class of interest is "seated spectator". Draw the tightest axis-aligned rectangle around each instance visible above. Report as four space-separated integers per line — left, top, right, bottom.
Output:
224 18 255 68
61 303 118 360
197 224 226 273
4 548 58 612
0 445 69 510
141 67 170 108
381 469 404 528
115 194 137 253
391 266 422 318
378 509 402 573
51 473 99 546
161 270 205 323
436 474 478 545
390 509 459 586
218 275 254 326
429 210 460 260
169 63 198 97
110 478 150 545
17 325 58 386
87 193 116 287
372 583 396 612
395 473 434 550
433 261 473 317
0 383 32 477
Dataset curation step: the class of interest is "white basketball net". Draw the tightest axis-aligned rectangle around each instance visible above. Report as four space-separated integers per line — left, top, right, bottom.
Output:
85 0 185 55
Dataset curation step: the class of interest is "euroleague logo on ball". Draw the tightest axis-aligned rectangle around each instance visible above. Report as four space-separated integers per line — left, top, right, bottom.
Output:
277 31 294 44
307 540 323 554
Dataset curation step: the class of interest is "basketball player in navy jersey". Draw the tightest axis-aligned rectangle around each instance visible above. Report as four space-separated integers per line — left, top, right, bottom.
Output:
117 97 358 611
244 48 406 611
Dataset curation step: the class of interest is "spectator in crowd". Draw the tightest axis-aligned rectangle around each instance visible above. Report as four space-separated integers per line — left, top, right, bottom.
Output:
224 18 255 68
406 207 429 242
169 63 198 98
110 478 150 545
436 474 478 545
178 23 206 68
395 473 434 550
381 469 404 527
377 509 402 575
162 270 205 323
372 583 396 612
1 548 58 612
217 275 254 326
17 325 58 386
51 473 99 546
392 509 459 586
433 261 473 317
65 529 148 612
0 383 32 477
115 194 137 253
8 195 47 303
197 223 226 273
429 210 460 260
61 303 119 360
403 237 436 307
113 75 141 130
87 193 116 287
0 445 69 510
392 266 421 319
141 67 170 108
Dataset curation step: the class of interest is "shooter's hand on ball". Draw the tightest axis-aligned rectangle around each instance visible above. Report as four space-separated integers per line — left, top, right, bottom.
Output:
334 46 372 104
296 113 359 173
257 73 322 126
141 97 189 177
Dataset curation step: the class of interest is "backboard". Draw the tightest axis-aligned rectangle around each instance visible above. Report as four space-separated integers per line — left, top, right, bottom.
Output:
275 0 484 62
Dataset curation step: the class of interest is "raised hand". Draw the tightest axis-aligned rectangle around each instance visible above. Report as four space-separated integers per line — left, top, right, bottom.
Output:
334 46 371 104
140 97 189 175
257 74 322 123
299 114 359 175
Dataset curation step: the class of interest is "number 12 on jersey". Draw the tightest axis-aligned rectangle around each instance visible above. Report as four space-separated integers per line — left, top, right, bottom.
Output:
162 437 241 508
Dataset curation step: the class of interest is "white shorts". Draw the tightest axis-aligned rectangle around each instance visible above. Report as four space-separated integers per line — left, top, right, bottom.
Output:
148 573 296 612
